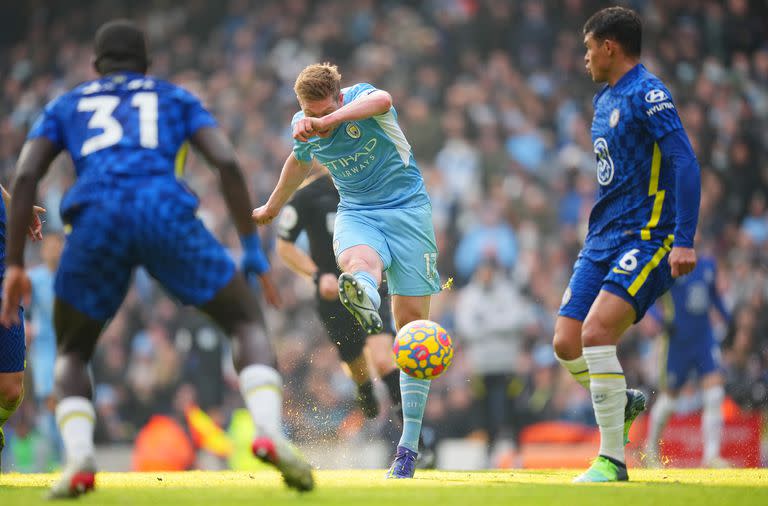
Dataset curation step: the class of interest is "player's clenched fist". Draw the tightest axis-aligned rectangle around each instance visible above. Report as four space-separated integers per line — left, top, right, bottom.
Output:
292 117 315 142
669 246 697 278
292 116 334 141
252 204 278 225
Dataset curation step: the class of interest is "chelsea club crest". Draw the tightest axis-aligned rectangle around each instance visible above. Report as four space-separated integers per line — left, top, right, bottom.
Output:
594 137 614 186
609 108 620 128
345 123 361 139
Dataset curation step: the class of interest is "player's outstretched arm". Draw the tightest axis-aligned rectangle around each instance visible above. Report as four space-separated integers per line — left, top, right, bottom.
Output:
252 154 312 225
660 129 700 277
190 126 281 307
1 138 59 326
295 90 392 141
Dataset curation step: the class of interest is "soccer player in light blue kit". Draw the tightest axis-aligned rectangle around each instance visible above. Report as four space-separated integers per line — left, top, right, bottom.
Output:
552 7 701 482
253 63 440 479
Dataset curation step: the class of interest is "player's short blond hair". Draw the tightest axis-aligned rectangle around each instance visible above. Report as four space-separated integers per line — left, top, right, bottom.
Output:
294 63 342 102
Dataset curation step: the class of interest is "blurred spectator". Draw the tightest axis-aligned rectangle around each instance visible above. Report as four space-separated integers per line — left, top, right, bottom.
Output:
741 194 768 246
454 205 517 282
455 257 536 462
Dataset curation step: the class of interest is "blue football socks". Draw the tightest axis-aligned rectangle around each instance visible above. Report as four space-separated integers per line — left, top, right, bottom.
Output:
398 372 431 452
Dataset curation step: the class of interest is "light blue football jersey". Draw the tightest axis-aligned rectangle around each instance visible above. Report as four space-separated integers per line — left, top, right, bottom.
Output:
291 83 430 210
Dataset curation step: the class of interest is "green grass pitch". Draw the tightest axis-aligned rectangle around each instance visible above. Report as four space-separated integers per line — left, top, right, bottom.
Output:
2 469 767 506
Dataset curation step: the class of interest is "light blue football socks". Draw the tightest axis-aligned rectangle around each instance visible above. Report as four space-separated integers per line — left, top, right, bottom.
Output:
352 271 381 309
350 269 429 453
398 372 431 452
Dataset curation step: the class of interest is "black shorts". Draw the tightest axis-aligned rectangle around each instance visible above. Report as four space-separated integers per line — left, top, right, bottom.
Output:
316 291 394 364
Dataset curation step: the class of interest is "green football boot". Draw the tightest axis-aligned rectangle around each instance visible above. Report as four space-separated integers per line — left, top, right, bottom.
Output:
573 456 629 483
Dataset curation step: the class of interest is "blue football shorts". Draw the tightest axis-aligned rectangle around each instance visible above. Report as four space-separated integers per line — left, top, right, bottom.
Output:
664 332 721 390
55 184 235 321
0 305 25 373
333 203 441 297
559 236 675 323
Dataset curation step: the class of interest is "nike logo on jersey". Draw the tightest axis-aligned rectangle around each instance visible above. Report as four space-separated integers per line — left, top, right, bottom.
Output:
612 267 631 275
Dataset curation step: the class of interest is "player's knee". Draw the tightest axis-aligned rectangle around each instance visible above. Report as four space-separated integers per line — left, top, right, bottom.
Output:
344 256 374 275
552 331 581 361
580 318 612 348
0 376 24 408
338 247 381 277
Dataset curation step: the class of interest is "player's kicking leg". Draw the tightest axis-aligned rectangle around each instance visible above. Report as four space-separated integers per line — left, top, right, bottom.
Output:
573 291 637 483
336 247 433 479
337 245 385 335
200 274 313 491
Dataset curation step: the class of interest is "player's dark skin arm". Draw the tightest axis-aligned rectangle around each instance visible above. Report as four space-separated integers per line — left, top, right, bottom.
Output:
6 139 58 265
190 127 281 307
191 127 256 237
0 138 59 326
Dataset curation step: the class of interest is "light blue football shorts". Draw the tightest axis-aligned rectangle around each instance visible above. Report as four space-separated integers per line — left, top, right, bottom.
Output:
333 203 441 297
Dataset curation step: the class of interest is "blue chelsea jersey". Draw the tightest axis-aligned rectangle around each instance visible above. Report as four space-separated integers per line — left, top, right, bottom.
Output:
665 257 723 342
27 72 217 216
585 64 684 254
291 83 430 210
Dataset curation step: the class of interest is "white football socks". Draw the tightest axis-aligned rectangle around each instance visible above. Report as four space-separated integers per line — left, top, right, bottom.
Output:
556 354 591 390
646 392 674 457
239 364 283 439
702 384 724 462
584 345 627 463
56 396 95 463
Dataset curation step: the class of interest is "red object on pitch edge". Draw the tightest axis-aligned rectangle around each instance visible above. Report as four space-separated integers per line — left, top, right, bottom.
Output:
638 408 763 467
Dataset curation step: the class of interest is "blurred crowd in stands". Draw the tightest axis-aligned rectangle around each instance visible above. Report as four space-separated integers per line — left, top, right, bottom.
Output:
0 0 766 471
